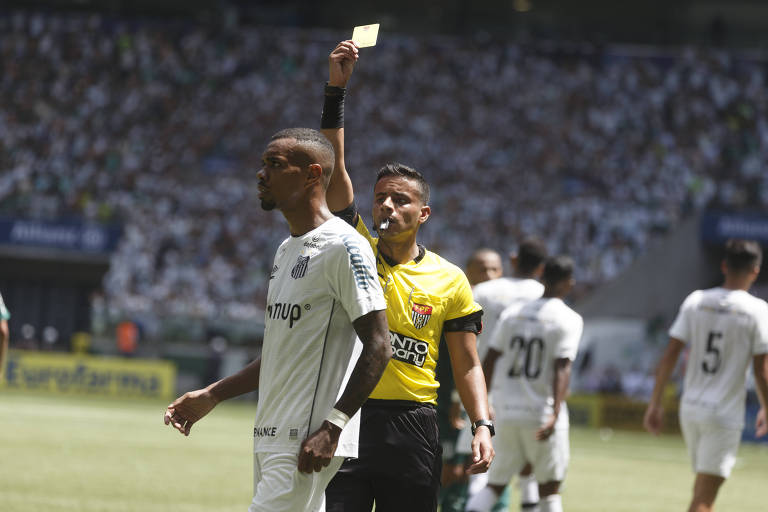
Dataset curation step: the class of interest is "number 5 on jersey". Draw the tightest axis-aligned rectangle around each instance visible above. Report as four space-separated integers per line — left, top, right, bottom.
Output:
702 330 722 374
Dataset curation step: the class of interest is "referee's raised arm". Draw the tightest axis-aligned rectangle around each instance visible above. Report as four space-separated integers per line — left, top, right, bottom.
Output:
322 40 358 213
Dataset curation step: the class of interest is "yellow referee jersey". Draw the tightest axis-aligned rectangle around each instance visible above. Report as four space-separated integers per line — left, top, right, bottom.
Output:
353 216 482 404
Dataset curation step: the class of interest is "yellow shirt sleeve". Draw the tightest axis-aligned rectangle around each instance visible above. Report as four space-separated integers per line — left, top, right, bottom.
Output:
354 214 377 249
446 270 482 321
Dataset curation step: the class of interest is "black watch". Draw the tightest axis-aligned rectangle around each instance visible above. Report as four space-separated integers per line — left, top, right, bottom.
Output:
471 419 495 436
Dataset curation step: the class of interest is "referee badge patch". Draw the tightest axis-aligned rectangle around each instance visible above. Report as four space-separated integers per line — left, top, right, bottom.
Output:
411 302 432 329
291 255 310 279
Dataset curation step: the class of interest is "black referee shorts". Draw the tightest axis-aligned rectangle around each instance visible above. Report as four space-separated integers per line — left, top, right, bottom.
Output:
325 399 443 512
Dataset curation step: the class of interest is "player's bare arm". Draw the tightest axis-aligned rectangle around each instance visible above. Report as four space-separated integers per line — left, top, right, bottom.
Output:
536 358 572 441
0 319 8 380
753 354 768 437
446 330 495 474
643 337 685 435
757 408 767 438
163 357 261 436
322 40 358 212
481 347 502 420
482 348 502 390
297 309 390 473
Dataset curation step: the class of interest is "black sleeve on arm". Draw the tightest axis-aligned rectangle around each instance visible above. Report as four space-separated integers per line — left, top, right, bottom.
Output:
443 310 483 334
332 202 358 227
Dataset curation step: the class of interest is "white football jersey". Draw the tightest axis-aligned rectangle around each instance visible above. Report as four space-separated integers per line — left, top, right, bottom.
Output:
473 277 544 358
487 297 583 428
0 292 9 320
669 287 768 429
253 217 386 456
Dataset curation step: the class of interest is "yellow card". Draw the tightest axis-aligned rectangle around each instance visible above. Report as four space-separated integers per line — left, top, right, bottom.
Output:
352 23 380 48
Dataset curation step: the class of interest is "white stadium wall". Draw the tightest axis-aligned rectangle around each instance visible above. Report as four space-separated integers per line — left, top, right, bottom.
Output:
575 212 718 322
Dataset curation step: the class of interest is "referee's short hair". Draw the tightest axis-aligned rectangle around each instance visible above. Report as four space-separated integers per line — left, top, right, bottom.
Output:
724 239 762 273
542 255 574 286
376 163 430 204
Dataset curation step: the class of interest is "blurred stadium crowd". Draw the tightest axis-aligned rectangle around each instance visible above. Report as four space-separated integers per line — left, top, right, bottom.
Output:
1 11 767 329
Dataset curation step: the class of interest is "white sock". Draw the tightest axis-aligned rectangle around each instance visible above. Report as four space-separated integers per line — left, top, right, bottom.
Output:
519 473 539 507
539 494 562 512
465 486 498 512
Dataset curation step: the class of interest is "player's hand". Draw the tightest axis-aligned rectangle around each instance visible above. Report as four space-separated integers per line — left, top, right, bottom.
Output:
328 40 358 88
466 426 494 474
163 389 218 436
756 408 767 437
643 403 664 436
297 420 341 474
536 415 557 441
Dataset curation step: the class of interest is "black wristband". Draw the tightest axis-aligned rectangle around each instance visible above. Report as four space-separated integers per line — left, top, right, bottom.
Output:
321 83 346 129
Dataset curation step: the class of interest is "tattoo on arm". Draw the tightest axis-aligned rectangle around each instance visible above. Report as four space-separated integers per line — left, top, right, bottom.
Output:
334 310 391 417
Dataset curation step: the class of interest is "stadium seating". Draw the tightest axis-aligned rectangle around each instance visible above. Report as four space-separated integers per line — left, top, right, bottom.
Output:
1 11 766 334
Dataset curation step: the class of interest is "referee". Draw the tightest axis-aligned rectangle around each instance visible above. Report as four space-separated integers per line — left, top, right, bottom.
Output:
321 40 494 512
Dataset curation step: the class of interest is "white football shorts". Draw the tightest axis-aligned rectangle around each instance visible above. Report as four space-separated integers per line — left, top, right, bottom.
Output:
679 415 741 478
249 452 344 512
487 420 569 486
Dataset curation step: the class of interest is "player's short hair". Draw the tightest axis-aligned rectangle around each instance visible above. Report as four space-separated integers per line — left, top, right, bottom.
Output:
542 255 574 286
517 238 548 275
724 239 762 273
375 163 430 204
270 128 335 187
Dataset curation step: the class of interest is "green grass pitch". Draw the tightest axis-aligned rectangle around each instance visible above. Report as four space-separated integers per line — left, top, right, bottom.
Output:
1 392 767 511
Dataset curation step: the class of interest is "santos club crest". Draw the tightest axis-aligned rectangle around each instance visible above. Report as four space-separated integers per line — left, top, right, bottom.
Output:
411 302 433 329
291 255 310 279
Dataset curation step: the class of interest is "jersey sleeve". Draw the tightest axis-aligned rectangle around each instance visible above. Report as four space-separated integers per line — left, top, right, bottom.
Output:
0 292 9 320
752 301 768 355
668 291 697 343
554 311 583 361
325 233 386 322
473 288 506 342
444 269 483 332
472 282 492 309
